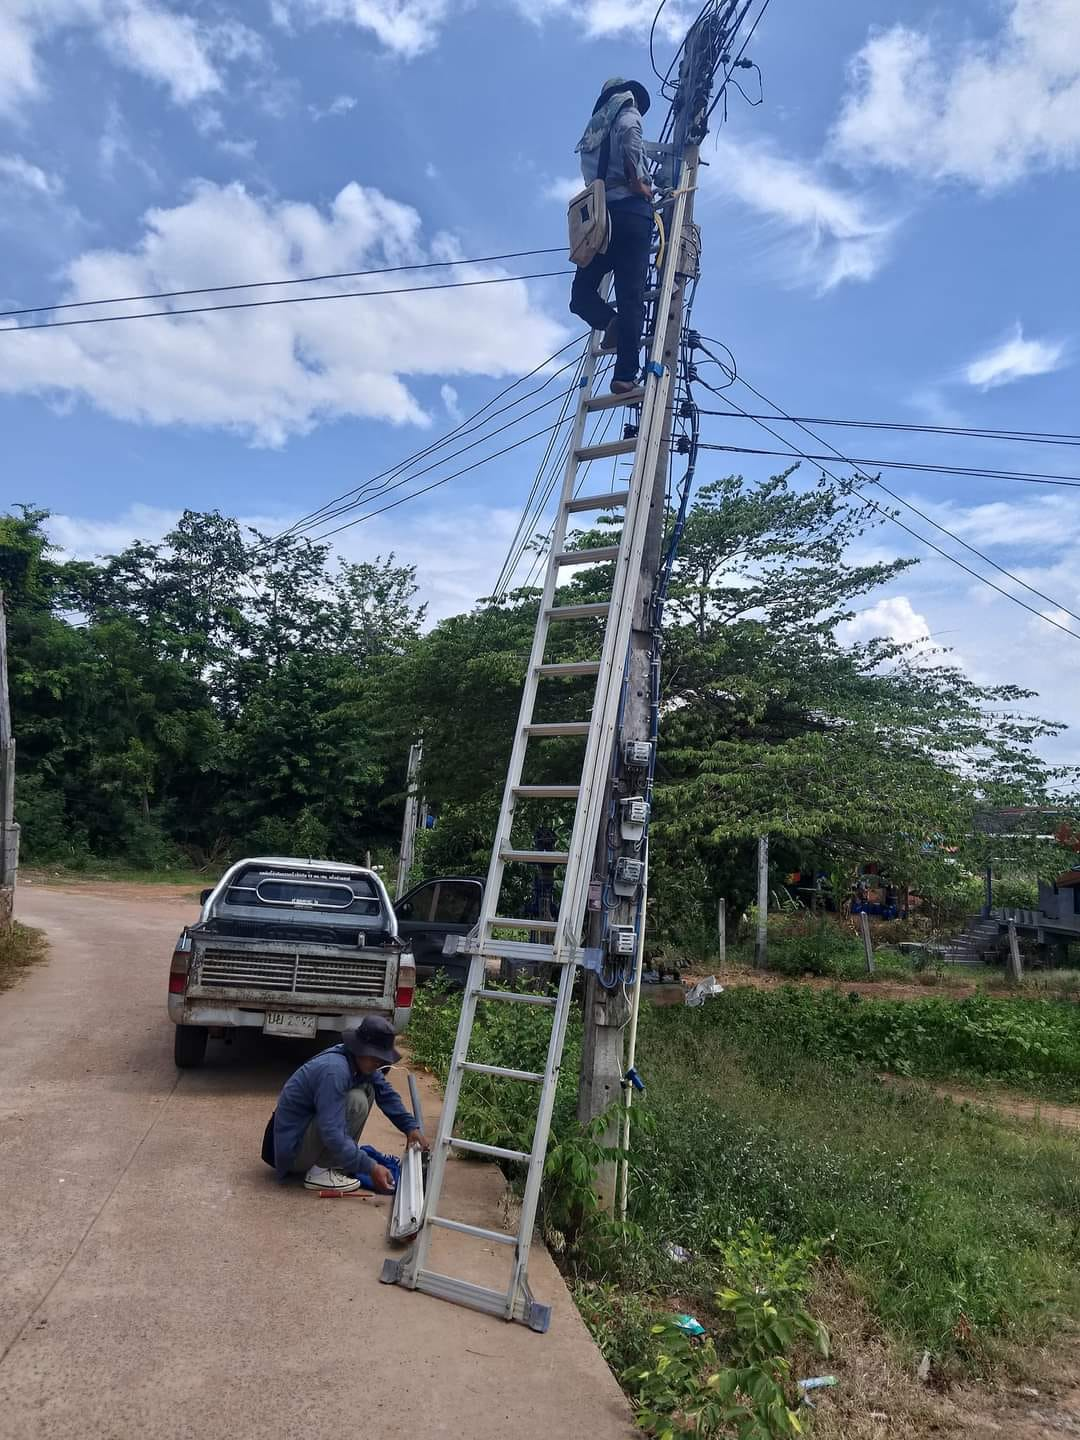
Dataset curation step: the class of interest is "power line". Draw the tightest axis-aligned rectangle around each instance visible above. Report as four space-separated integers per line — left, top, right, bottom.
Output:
304 416 577 544
701 409 1080 448
692 360 1080 639
696 441 1080 489
3 269 572 333
269 344 588 547
0 247 568 321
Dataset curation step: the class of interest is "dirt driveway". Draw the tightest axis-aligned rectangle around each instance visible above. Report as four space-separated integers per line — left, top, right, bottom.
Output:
0 884 632 1440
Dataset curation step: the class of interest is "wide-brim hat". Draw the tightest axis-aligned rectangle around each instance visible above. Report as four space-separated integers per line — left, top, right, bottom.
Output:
342 1016 401 1066
596 76 651 116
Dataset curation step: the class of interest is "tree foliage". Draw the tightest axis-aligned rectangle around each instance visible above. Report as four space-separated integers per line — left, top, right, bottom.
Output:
2 474 1075 937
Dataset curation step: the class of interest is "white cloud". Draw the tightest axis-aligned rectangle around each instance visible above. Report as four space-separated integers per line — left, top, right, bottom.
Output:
840 595 932 649
0 179 568 446
276 0 689 57
964 324 1067 390
542 175 582 205
902 495 1079 552
440 383 461 422
0 1 268 117
309 94 357 121
706 136 898 291
831 0 1080 188
0 153 64 197
218 137 257 161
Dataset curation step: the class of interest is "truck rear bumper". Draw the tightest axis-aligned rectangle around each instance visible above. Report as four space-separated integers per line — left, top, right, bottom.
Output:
169 998 411 1033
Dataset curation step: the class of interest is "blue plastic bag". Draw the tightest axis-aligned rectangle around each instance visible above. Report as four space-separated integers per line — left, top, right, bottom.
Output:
355 1145 401 1193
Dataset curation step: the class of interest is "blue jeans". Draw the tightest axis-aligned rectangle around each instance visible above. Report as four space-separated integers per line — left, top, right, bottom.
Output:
569 202 654 383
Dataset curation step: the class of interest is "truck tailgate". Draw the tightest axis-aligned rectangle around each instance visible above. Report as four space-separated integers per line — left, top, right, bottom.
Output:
188 935 394 1009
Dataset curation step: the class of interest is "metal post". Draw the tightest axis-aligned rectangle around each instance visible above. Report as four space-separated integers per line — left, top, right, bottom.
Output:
618 857 649 1222
0 592 18 931
718 896 726 966
578 151 701 1200
983 863 993 919
754 836 769 969
859 910 875 976
395 739 423 899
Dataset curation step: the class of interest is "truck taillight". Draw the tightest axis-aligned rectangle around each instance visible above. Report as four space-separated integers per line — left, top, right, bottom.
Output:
169 937 191 995
168 972 188 994
395 982 414 1009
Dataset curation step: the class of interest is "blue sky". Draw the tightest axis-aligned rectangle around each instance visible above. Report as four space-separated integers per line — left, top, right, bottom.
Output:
2 0 1079 765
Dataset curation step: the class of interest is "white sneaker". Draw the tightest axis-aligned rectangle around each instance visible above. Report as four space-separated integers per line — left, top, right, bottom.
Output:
304 1165 362 1193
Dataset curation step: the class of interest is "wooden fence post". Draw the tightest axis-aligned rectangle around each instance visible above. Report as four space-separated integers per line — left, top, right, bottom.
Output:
1007 919 1023 984
859 910 875 976
718 897 726 966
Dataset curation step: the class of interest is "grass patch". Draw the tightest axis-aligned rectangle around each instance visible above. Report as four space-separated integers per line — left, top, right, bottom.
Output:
704 985 1080 1102
0 921 48 992
408 979 1080 1432
23 862 209 888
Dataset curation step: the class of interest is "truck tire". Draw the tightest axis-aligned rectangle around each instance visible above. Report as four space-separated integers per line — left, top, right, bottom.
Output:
174 1023 209 1068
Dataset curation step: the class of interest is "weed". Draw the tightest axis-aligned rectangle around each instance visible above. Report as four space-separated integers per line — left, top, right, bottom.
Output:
0 922 47 992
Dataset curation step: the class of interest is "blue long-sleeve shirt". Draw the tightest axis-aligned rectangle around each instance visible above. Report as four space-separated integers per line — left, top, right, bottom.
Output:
272 1043 417 1180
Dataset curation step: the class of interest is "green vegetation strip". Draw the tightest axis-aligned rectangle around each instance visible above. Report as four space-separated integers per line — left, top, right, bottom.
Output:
0 922 47 992
409 983 1080 1403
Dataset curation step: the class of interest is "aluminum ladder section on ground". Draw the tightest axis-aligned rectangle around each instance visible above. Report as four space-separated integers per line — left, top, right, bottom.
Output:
382 164 693 1331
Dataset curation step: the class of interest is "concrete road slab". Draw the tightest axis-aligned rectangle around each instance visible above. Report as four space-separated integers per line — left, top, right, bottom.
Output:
0 886 633 1440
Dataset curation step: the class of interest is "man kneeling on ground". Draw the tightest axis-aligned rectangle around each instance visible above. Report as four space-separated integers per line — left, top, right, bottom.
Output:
265 1016 429 1194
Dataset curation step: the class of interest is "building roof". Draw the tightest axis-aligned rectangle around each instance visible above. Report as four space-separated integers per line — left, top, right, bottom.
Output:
1056 869 1080 888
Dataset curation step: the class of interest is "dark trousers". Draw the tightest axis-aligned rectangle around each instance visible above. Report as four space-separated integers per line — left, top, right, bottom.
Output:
569 205 653 383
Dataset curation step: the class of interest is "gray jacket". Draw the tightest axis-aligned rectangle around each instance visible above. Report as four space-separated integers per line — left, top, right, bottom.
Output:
579 105 648 205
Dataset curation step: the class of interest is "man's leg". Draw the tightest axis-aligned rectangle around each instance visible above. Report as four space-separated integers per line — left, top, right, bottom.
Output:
569 250 615 334
288 1087 372 1175
610 210 654 384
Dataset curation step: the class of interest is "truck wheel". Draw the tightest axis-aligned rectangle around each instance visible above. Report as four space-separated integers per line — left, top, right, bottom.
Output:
174 1024 209 1068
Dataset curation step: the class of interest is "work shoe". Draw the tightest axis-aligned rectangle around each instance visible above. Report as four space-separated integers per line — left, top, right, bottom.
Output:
304 1165 363 1193
610 378 639 396
600 317 619 352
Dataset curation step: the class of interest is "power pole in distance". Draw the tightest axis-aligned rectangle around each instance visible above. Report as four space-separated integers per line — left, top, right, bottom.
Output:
0 593 19 931
395 739 423 899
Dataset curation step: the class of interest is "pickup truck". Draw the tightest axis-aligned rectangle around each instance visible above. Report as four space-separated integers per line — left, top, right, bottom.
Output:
167 856 414 1068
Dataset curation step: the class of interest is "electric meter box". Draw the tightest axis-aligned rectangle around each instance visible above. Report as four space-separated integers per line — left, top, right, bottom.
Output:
613 857 645 897
607 925 637 957
619 796 649 843
623 740 652 769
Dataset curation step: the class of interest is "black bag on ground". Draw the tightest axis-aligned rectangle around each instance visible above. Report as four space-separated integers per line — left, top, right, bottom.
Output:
261 1111 276 1168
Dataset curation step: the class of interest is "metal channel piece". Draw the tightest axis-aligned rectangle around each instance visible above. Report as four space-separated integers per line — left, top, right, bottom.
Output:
448 1137 530 1163
459 1061 544 1082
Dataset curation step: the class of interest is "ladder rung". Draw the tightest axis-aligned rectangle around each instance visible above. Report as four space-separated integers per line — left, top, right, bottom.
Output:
499 848 570 865
575 438 638 462
565 489 630 514
428 1215 517 1246
554 546 621 566
449 1137 531 1163
583 389 644 412
475 989 558 1007
536 661 600 678
545 601 611 620
460 1061 544 1083
524 721 591 737
490 916 557 931
512 784 579 799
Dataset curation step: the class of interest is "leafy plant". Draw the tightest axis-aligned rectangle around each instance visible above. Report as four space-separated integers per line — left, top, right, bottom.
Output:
625 1225 827 1439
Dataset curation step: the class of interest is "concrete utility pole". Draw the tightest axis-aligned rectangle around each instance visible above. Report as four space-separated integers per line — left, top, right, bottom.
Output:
395 739 423 899
577 154 702 1197
754 835 769 969
0 593 19 931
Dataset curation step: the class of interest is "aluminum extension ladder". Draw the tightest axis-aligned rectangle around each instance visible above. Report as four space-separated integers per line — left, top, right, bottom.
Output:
382 165 693 1331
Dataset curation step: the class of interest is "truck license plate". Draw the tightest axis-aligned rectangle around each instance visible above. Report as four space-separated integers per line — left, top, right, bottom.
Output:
263 1011 318 1038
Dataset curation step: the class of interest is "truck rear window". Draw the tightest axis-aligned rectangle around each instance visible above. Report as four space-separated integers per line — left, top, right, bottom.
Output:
223 868 382 916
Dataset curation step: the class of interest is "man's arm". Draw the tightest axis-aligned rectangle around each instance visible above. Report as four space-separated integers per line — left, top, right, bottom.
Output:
620 111 653 200
372 1070 429 1148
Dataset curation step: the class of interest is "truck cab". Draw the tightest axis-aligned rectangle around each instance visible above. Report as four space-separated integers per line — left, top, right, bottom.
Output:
167 856 413 1067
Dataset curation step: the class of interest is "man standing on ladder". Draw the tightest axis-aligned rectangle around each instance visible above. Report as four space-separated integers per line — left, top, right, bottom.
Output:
570 77 654 396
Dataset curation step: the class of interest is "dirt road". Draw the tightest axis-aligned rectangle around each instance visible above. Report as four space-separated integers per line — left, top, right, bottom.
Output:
0 885 632 1440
